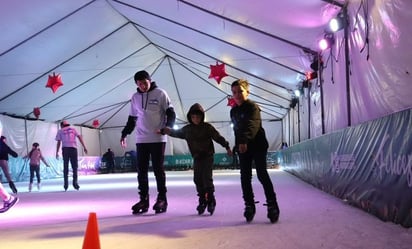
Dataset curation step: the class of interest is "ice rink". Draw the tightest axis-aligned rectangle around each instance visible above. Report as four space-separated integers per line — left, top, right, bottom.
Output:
1 169 411 249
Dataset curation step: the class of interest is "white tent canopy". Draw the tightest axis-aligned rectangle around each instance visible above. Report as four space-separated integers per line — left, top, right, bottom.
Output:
0 0 411 156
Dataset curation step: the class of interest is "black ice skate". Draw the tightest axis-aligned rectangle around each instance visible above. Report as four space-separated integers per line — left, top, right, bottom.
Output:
196 194 207 215
206 193 216 215
131 195 149 214
196 201 207 215
153 195 167 214
265 200 280 223
64 179 68 191
244 201 257 222
73 183 80 191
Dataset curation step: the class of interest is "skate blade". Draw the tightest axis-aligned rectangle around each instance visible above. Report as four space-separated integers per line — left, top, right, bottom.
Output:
132 208 148 215
268 213 280 223
154 208 167 214
197 208 206 215
207 205 216 215
244 212 255 222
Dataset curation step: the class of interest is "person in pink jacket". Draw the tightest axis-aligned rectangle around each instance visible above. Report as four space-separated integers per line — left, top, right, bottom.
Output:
24 142 51 192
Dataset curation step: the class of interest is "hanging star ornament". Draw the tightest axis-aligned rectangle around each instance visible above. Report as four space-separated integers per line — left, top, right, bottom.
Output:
45 72 63 93
208 61 228 84
33 107 41 119
227 96 236 107
92 119 100 128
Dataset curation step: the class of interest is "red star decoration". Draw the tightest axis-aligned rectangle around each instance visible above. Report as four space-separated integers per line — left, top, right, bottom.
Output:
45 72 63 93
208 62 228 84
33 107 41 119
92 119 100 128
227 96 236 107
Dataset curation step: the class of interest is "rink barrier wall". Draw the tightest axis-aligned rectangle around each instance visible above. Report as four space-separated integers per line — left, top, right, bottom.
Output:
279 108 412 228
2 151 279 181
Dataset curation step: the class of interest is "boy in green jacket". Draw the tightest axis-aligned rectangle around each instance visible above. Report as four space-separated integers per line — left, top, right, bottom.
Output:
162 103 232 215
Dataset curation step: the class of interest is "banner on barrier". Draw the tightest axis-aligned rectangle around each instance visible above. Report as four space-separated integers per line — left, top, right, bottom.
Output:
280 109 412 228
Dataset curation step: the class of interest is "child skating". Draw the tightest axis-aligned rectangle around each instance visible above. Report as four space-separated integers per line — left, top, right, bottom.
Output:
161 103 232 215
230 79 280 223
23 142 51 191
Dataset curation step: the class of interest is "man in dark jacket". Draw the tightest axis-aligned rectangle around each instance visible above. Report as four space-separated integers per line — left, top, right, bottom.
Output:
0 136 18 194
162 103 232 215
102 148 115 173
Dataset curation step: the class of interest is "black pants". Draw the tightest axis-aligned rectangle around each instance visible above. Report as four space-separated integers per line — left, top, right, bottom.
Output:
193 156 214 195
239 149 276 204
106 160 115 173
29 164 41 184
62 147 79 186
136 142 166 197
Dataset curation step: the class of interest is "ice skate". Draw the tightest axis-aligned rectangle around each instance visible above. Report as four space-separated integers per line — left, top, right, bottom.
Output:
64 179 68 191
206 192 216 215
131 195 149 214
73 183 80 191
196 201 207 215
28 183 33 192
0 195 19 213
153 195 167 214
244 201 257 222
265 200 280 223
196 193 207 215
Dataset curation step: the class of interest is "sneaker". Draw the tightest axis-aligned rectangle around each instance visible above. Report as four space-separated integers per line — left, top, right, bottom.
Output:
0 196 19 213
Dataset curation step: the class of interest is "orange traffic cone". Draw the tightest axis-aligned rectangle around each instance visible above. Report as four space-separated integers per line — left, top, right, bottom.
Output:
82 212 101 249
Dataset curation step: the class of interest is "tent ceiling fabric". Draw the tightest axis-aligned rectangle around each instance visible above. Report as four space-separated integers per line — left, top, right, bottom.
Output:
0 0 341 128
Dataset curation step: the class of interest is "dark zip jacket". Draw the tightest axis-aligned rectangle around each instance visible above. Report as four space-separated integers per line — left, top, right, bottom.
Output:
169 103 230 159
230 99 269 151
0 139 18 160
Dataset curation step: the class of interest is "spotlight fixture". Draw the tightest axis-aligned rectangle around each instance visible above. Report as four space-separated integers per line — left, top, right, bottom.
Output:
310 54 323 71
310 59 319 71
294 88 303 97
328 12 346 32
290 97 299 109
318 33 335 50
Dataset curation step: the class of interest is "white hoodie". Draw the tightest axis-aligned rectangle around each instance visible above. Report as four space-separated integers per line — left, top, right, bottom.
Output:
129 83 174 143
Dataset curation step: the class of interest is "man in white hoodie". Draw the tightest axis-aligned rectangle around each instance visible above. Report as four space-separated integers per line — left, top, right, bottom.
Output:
121 70 176 215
